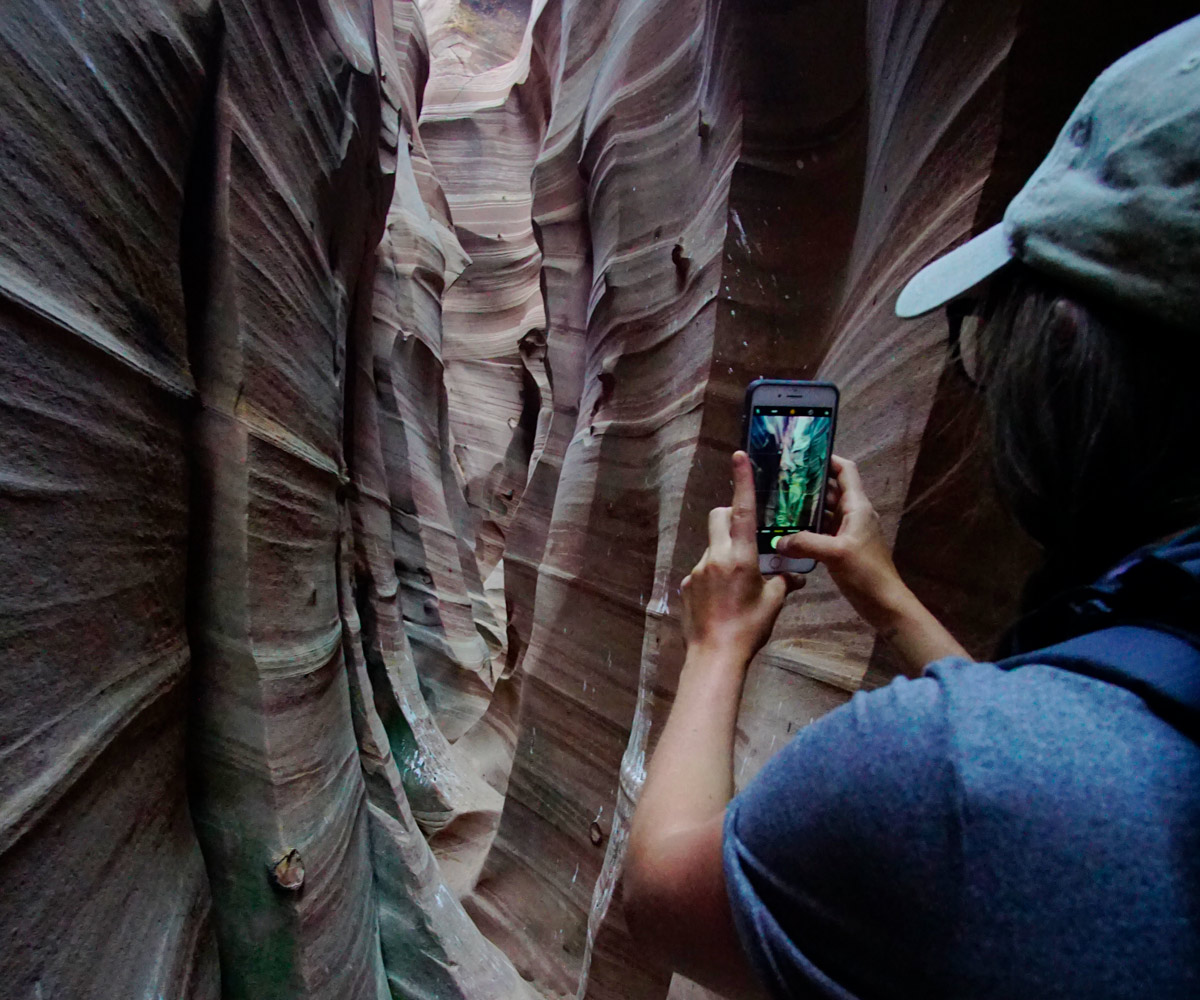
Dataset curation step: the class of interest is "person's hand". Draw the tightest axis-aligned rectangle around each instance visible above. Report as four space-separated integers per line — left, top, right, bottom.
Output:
682 452 805 662
776 455 910 633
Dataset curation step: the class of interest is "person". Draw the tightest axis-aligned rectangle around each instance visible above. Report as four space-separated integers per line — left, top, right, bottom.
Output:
625 16 1200 1000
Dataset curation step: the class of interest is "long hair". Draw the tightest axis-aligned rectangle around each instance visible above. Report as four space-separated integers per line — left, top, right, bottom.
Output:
976 263 1200 603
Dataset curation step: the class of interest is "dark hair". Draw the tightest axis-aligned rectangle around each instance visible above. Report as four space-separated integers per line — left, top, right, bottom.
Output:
977 263 1200 598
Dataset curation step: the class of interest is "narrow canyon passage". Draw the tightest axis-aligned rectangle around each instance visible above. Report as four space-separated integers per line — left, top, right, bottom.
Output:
0 2 1193 999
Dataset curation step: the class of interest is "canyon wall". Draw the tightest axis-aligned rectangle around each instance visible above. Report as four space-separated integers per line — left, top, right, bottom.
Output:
1 2 1192 999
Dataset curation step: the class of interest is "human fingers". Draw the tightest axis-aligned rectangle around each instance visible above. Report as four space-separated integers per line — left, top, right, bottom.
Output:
762 573 791 608
707 507 732 554
729 451 758 554
776 529 843 564
830 455 868 509
782 573 807 594
824 480 843 516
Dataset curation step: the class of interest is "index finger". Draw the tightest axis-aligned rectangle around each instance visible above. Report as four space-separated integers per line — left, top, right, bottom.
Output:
730 450 757 552
830 455 866 505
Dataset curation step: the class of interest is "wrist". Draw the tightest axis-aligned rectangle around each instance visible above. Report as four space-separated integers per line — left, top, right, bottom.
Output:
858 575 924 635
677 642 752 717
872 584 969 672
683 638 754 676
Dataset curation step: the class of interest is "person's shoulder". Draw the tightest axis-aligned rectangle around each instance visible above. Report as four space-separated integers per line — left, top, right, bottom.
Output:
723 656 1200 998
723 665 974 994
727 652 1190 876
727 664 968 889
924 652 1193 757
923 652 1200 813
734 661 967 815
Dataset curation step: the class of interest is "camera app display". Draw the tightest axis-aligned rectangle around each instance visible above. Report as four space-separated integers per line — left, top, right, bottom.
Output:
749 406 833 554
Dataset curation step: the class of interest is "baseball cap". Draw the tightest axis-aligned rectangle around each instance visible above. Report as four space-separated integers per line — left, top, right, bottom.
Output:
895 14 1200 332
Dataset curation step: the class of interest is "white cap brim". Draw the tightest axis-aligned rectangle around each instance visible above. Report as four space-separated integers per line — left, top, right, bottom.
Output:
895 223 1015 319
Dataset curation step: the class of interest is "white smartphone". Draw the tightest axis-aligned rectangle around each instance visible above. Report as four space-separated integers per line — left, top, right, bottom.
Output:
744 379 839 575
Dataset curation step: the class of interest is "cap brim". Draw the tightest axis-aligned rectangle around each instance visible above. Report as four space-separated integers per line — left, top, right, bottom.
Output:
895 223 1014 319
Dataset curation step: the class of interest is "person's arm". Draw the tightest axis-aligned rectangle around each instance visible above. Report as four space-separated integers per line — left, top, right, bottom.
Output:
625 452 801 999
624 450 965 994
778 455 970 674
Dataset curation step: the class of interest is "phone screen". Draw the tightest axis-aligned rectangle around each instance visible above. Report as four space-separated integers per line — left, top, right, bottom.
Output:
748 405 834 555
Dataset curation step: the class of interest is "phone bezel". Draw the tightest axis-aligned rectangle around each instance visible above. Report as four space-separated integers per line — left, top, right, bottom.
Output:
744 379 840 575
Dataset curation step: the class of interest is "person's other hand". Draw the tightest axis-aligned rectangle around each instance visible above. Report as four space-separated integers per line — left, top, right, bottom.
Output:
776 455 909 633
682 452 805 662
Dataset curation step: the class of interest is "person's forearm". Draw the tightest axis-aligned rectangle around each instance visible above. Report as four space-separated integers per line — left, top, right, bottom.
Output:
871 581 971 675
625 640 767 1000
631 643 745 846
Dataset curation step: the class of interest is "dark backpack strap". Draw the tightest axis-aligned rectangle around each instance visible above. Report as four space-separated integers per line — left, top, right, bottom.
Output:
999 625 1200 738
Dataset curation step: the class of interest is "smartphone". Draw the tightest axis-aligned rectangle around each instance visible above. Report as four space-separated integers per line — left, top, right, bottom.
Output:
744 379 839 574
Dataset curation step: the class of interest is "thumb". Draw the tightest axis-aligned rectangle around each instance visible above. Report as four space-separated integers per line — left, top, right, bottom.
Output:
777 530 842 563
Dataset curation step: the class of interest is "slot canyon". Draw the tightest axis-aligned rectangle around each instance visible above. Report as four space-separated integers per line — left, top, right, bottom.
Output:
0 2 1192 998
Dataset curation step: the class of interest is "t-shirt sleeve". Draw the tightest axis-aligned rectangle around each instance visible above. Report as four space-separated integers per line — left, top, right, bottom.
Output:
723 664 969 999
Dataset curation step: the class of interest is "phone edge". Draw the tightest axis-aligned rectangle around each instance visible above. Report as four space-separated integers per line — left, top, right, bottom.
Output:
744 379 839 576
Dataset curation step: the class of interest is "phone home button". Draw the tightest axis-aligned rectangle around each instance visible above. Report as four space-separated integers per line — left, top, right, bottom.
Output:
768 555 783 572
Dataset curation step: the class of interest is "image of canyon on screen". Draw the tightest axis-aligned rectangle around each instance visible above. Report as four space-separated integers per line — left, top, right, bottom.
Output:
749 406 833 554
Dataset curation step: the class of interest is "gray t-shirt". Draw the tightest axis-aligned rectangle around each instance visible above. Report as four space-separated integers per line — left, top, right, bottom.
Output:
723 657 1200 999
